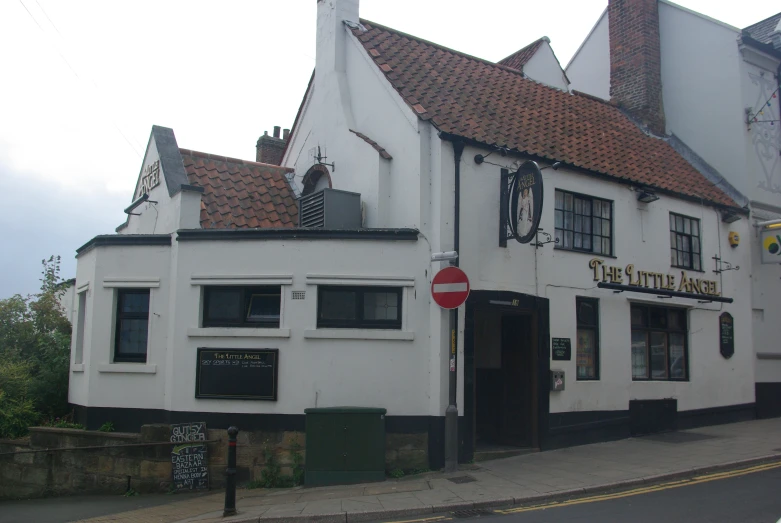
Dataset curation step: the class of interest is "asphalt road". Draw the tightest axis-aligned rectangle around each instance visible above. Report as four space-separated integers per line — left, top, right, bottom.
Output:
467 464 781 523
0 490 210 523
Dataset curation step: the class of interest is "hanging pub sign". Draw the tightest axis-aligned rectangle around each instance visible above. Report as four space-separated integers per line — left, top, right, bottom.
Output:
499 161 544 246
719 312 734 359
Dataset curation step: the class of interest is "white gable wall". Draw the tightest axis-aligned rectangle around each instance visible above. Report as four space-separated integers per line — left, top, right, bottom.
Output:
566 10 610 100
658 2 748 195
522 41 570 92
120 135 202 235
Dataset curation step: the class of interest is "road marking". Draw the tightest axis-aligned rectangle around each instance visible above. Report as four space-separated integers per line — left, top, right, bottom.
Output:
496 461 781 515
388 516 451 523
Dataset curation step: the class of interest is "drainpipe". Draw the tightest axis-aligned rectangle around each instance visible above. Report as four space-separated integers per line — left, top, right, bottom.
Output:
445 140 464 473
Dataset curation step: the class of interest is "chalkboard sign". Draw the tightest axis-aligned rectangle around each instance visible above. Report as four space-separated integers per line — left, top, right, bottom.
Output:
719 312 734 359
552 338 572 360
196 348 278 400
170 422 208 491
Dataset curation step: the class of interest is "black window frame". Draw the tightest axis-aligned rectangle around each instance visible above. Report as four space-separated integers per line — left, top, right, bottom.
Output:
575 297 600 380
670 212 702 271
630 304 689 382
202 286 282 328
317 286 403 330
554 189 614 256
114 289 150 363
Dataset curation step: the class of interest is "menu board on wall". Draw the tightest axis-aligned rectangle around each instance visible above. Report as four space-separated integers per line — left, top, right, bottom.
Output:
195 348 278 400
719 312 734 359
552 338 572 360
170 422 209 491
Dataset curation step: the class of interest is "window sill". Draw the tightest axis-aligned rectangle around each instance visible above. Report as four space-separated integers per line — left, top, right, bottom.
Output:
304 329 414 341
670 265 704 274
553 247 616 259
187 328 291 338
98 363 157 374
71 364 85 373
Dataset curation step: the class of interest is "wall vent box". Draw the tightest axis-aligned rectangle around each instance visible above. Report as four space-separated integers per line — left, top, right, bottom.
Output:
299 188 362 229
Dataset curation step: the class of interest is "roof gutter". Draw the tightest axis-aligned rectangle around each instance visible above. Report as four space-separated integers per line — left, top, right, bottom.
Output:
437 131 747 214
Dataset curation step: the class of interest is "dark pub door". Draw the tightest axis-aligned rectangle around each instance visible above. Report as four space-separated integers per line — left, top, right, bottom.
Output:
474 310 536 450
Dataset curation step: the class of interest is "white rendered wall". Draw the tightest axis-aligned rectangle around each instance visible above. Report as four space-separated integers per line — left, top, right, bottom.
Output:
566 10 610 100
454 142 754 414
522 41 569 92
73 235 446 417
70 244 172 411
168 237 435 416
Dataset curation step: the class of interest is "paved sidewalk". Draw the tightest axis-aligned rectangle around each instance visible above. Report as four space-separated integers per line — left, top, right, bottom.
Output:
77 418 781 523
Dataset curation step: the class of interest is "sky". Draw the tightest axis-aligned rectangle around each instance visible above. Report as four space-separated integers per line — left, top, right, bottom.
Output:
0 0 777 298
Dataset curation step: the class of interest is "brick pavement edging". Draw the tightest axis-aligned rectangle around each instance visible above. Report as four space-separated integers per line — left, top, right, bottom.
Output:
217 453 781 523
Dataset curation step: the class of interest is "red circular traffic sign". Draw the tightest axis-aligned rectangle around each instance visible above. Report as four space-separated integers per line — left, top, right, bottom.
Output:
431 267 470 309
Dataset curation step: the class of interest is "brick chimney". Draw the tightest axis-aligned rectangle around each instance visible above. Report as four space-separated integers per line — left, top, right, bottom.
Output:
608 0 666 135
256 126 290 165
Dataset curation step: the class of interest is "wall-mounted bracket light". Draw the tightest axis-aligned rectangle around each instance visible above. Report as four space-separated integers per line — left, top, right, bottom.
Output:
636 189 660 203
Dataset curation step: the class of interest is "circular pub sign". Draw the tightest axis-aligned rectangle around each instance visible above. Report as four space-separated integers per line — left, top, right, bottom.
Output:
431 266 470 309
508 161 544 244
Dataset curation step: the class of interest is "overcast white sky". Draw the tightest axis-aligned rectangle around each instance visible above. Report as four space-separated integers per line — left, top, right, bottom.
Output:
0 0 777 298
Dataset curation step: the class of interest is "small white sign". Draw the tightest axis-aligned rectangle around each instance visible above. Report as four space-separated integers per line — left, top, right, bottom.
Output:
137 160 161 197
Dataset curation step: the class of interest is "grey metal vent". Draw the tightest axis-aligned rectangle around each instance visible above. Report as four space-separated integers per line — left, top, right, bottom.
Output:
291 291 306 300
299 188 361 229
300 190 325 228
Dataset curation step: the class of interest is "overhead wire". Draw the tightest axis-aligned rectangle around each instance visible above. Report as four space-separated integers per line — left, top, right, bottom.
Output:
16 0 143 158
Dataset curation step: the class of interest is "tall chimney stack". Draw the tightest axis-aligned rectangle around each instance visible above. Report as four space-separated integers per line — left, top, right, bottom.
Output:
256 126 288 165
608 0 666 135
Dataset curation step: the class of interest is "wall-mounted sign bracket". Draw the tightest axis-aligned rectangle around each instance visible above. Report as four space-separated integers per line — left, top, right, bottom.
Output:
712 255 739 274
531 229 558 248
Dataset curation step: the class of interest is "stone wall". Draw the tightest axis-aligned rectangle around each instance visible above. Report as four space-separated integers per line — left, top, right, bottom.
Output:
0 425 429 499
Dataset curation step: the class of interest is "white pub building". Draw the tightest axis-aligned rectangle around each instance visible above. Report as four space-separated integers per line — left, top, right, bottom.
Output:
68 0 777 469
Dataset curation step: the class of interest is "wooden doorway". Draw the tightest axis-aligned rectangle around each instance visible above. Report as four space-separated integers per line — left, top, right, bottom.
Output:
462 291 549 463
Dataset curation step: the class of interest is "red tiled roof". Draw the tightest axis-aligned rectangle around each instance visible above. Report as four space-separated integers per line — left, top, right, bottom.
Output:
498 38 544 71
351 20 738 208
180 149 298 229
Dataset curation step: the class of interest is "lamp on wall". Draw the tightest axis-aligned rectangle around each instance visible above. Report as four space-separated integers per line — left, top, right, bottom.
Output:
721 210 741 224
636 189 660 203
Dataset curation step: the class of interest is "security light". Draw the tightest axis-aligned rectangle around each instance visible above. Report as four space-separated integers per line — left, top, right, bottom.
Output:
721 211 741 224
431 251 459 262
637 190 660 203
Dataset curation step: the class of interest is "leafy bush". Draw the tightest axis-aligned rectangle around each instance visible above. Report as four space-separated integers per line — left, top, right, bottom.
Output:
0 360 39 438
99 422 116 433
0 256 72 438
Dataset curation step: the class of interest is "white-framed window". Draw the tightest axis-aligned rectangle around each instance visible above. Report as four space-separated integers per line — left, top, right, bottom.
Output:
317 286 403 330
202 286 282 328
73 290 87 364
114 289 150 363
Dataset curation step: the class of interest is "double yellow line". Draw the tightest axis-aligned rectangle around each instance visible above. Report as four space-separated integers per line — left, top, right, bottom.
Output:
496 460 781 515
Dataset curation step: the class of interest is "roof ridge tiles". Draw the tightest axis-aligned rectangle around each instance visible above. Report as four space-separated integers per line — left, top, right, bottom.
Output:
357 18 527 78
179 148 294 171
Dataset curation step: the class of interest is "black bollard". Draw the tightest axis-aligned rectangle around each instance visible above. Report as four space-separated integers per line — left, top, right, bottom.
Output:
223 426 239 517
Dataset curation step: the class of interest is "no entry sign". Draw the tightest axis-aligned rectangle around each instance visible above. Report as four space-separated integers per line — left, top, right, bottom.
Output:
431 267 470 309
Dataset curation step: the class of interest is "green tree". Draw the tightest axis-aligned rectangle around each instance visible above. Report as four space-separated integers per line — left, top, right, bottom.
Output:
0 256 73 437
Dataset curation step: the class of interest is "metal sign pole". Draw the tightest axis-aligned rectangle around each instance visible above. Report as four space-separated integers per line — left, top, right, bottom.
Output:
445 292 458 473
